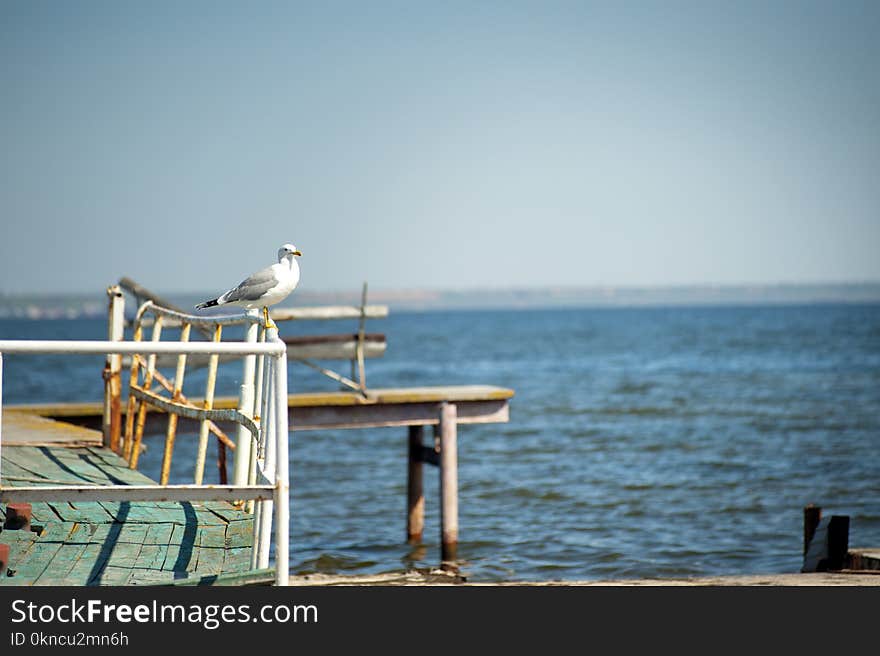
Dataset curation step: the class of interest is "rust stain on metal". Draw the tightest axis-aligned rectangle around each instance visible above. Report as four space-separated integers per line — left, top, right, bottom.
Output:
130 313 164 469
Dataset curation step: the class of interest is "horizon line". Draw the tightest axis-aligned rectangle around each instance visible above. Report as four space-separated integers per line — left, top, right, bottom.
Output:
3 279 880 300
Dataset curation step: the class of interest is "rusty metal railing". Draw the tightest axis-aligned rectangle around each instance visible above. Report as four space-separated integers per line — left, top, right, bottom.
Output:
120 299 268 488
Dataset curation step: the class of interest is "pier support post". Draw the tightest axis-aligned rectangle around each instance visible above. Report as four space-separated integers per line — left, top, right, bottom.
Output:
103 285 125 452
804 504 821 556
438 402 458 569
407 425 425 543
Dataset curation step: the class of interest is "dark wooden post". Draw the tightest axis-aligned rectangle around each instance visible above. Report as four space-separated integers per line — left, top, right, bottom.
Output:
827 515 850 570
407 425 425 543
439 402 458 568
804 504 821 556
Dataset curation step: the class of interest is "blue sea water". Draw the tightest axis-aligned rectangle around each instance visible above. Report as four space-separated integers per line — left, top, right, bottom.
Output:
2 303 879 581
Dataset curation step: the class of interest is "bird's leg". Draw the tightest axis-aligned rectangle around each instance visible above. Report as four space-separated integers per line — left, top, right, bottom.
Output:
263 306 276 330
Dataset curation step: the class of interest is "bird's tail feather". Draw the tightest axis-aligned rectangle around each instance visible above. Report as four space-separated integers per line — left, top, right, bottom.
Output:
195 298 219 310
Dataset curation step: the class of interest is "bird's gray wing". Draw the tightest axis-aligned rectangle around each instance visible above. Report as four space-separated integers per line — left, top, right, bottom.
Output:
219 266 278 303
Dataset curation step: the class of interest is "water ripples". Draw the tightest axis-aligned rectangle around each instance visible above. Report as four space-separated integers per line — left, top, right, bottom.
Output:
2 304 879 581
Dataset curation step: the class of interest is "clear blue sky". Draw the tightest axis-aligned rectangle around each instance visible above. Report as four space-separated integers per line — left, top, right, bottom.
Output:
2 1 878 295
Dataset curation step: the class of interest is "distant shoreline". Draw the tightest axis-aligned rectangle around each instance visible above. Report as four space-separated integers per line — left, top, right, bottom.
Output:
1 282 879 319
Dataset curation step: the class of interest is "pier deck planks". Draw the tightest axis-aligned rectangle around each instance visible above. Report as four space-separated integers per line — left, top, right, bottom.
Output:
0 445 253 586
8 385 515 433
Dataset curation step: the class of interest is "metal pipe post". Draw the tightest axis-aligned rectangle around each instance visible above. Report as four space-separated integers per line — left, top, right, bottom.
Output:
273 336 290 586
160 322 191 485
130 314 164 469
233 318 259 487
256 356 275 570
194 325 222 484
0 340 283 356
103 285 125 451
439 402 459 568
247 328 269 516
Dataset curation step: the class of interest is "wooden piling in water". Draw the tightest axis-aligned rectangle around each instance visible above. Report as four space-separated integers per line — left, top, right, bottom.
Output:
407 425 425 543
804 504 821 556
439 402 458 568
803 504 851 572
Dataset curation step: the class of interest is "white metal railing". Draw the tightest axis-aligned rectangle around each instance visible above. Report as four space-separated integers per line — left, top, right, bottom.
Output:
0 334 291 586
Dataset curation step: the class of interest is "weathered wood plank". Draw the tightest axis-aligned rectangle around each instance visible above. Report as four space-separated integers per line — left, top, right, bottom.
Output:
144 523 176 546
47 501 116 523
0 430 260 585
198 526 229 549
192 547 227 574
222 547 256 574
161 523 199 572
0 411 102 446
225 521 254 549
150 566 274 587
0 529 39 579
35 521 78 543
64 543 105 584
96 565 137 585
132 544 168 571
128 570 187 585
33 542 91 584
20 386 512 419
3 540 64 584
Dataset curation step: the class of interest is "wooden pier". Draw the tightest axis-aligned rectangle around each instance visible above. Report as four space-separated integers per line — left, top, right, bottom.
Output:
0 384 513 584
0 284 514 584
0 414 254 586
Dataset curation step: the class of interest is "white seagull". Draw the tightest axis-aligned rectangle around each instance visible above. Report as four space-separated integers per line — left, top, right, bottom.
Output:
196 243 302 326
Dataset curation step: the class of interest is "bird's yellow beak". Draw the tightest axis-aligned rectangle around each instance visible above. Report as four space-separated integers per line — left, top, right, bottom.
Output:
293 250 302 257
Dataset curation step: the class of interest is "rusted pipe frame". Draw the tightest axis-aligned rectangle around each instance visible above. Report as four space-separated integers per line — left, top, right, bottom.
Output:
129 385 258 444
122 314 146 460
122 302 153 460
143 302 264 327
132 354 235 446
130 313 164 469
160 322 190 485
294 357 366 395
194 324 222 484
